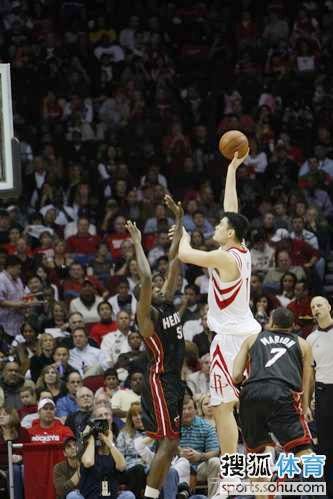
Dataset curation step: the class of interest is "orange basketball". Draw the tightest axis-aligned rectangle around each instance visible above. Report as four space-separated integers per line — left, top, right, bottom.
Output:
219 130 249 160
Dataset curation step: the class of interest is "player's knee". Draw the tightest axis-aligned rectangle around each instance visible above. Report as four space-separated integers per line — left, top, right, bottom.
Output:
212 400 236 416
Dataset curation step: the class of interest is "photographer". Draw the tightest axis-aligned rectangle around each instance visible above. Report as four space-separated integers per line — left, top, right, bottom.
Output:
80 403 135 499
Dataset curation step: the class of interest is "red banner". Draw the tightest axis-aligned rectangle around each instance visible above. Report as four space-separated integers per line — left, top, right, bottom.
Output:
22 442 64 499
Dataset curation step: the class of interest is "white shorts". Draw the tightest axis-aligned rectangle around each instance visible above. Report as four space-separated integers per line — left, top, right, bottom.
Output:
210 334 251 405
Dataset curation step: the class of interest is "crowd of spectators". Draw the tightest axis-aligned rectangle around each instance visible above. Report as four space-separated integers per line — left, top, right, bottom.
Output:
0 0 333 497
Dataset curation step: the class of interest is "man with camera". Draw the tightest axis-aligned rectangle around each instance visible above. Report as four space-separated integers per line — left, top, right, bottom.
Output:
80 403 135 499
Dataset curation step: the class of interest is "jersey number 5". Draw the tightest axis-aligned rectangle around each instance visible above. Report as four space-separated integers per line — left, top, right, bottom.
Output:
265 347 287 367
176 326 183 339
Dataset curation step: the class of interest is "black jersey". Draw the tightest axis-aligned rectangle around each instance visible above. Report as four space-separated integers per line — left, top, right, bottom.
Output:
143 302 185 378
245 329 303 391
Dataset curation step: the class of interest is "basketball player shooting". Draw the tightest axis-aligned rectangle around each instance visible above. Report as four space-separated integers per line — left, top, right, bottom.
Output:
178 151 261 459
125 194 185 499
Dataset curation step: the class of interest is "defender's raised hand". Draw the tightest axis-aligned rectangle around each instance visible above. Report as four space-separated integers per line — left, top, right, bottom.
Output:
125 220 142 245
164 194 184 219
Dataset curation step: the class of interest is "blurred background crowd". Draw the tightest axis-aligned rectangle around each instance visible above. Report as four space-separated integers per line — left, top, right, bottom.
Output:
0 0 332 498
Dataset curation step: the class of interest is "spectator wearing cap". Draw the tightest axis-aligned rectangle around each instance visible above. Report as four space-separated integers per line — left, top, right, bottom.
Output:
101 310 135 366
56 371 83 420
0 255 35 337
53 436 82 499
69 279 103 325
186 354 210 395
28 398 74 443
250 229 275 276
69 327 110 377
90 301 117 346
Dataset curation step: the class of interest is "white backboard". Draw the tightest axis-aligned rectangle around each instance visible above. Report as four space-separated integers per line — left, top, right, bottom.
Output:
0 63 21 197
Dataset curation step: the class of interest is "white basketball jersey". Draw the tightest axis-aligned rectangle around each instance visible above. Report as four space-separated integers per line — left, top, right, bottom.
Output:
207 246 261 336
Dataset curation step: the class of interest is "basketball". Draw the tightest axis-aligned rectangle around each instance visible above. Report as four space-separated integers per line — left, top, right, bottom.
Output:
219 130 249 160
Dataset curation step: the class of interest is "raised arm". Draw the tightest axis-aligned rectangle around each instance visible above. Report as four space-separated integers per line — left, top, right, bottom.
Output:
125 221 154 338
161 195 183 301
223 150 249 213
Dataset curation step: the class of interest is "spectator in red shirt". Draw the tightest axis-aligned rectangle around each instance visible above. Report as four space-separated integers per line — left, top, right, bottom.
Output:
33 231 55 259
106 216 131 261
63 262 86 301
90 301 117 346
287 280 313 337
17 385 38 421
275 237 323 292
3 226 22 255
66 217 101 259
28 398 73 444
236 11 257 48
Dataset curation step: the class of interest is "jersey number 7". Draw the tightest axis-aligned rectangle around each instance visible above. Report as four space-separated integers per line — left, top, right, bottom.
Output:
265 347 287 368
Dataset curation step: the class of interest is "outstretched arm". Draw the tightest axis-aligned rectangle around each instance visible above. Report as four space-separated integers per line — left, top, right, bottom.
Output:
223 150 249 213
162 195 183 301
126 221 154 338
